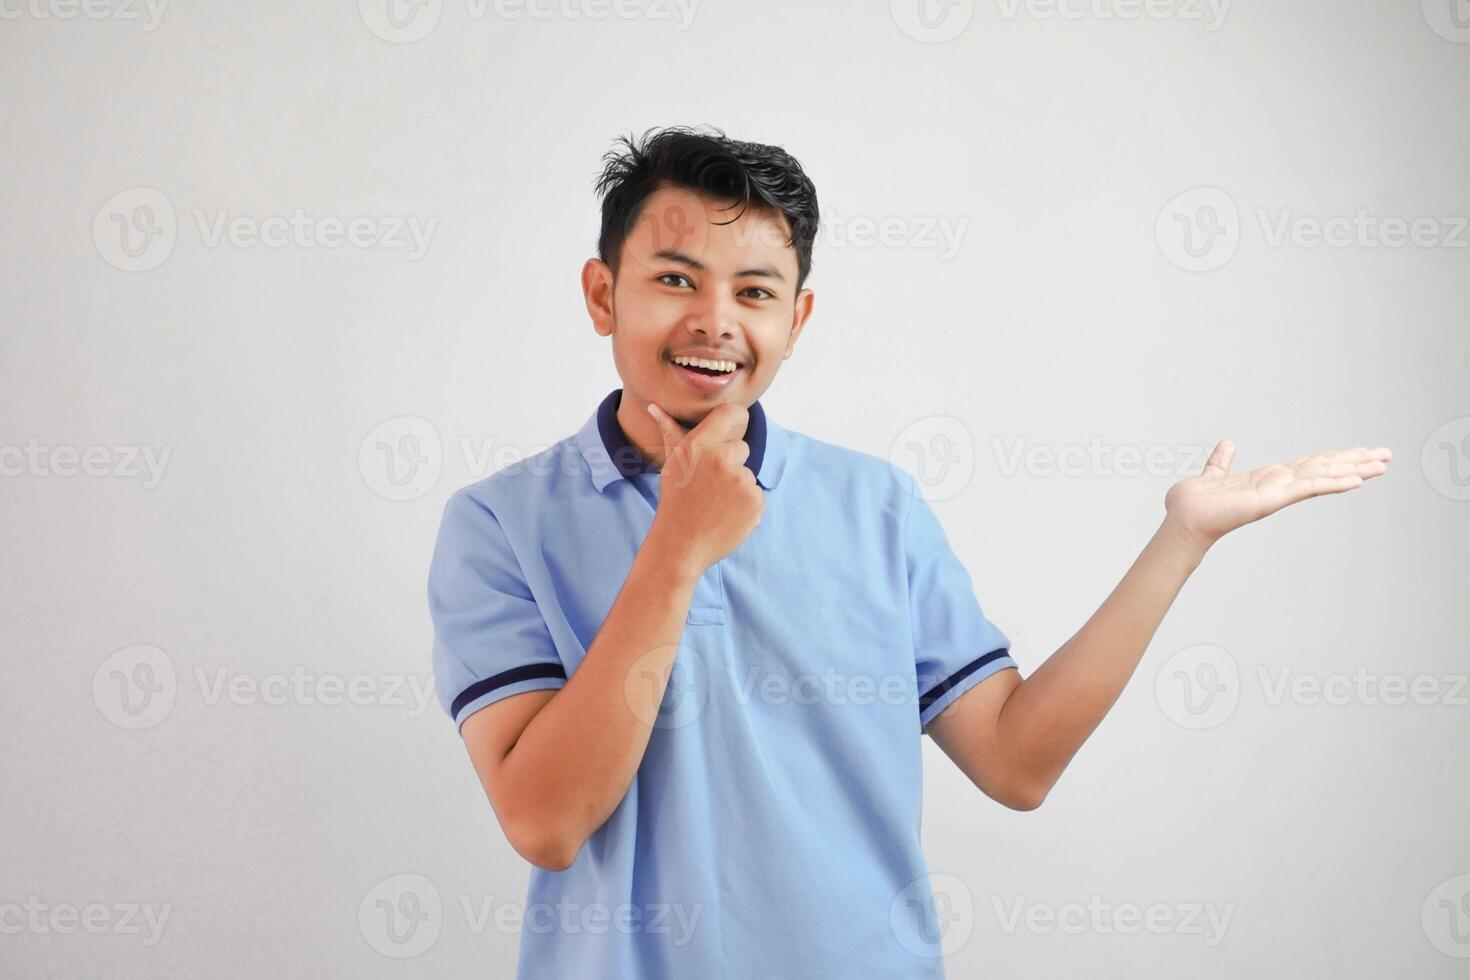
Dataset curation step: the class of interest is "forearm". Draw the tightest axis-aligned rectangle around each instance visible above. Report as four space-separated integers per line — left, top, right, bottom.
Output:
995 517 1211 801
497 528 702 855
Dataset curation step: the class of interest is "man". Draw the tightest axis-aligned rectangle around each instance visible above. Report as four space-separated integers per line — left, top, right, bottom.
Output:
427 125 1391 978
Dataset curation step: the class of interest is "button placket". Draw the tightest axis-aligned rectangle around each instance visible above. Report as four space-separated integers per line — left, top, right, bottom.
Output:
686 559 725 625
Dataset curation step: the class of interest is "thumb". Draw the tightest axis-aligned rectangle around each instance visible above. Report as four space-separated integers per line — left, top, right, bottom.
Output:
1202 438 1235 477
647 402 688 459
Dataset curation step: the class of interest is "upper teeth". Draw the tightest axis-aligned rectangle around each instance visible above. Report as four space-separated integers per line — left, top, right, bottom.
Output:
673 355 737 373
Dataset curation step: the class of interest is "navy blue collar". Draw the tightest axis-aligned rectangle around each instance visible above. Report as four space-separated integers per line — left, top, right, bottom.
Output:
596 387 767 482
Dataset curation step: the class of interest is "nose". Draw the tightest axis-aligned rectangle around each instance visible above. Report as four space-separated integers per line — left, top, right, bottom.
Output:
685 287 738 340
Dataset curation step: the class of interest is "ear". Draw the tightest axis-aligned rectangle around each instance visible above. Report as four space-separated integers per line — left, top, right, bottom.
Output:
783 287 815 359
582 258 616 337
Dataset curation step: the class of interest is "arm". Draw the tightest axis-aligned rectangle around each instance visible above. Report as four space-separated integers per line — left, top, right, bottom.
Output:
460 401 760 871
463 529 701 871
927 518 1204 809
928 440 1393 810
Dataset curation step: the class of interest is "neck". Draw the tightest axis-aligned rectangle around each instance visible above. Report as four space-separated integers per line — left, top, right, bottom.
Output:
614 388 686 471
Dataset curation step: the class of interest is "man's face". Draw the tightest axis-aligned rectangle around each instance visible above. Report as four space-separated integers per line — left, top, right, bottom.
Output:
583 184 814 428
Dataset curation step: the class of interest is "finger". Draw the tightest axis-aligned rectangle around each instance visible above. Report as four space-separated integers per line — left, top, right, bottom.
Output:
1283 473 1365 505
687 402 750 445
646 403 690 458
1334 459 1390 479
1296 447 1394 468
1294 458 1391 480
1328 446 1394 464
723 438 751 468
1203 439 1235 477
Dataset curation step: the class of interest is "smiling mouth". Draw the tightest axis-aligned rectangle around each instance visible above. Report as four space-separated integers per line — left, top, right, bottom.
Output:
666 354 744 376
678 362 733 376
667 355 744 391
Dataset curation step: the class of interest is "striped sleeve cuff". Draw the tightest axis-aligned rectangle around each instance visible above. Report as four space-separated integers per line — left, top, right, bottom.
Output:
918 648 1017 729
451 663 567 731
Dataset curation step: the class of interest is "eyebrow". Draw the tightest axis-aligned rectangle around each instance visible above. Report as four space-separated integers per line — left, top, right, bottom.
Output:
652 249 787 283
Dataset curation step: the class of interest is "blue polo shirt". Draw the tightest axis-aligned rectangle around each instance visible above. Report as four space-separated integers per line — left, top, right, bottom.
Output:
428 388 1017 978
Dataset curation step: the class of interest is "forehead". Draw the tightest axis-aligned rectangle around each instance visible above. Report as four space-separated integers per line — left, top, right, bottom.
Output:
622 184 796 275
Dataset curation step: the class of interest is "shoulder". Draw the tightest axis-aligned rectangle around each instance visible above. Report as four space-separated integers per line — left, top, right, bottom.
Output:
780 426 917 522
440 436 584 524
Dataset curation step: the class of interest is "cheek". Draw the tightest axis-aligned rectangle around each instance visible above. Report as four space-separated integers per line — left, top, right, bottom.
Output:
749 315 794 360
618 284 690 324
607 310 667 368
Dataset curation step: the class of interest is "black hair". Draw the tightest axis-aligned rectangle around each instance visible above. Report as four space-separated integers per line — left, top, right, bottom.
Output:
593 125 820 291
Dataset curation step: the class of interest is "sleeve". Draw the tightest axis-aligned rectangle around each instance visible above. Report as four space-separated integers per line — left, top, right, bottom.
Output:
427 488 567 731
900 472 1018 729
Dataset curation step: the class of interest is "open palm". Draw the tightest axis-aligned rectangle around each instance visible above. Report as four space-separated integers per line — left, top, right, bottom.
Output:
1164 440 1392 549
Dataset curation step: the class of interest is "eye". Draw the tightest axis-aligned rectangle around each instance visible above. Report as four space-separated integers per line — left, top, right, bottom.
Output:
741 287 775 300
658 273 692 288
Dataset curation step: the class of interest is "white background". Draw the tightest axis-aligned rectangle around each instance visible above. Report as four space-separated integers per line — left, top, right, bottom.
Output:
2 0 1468 976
